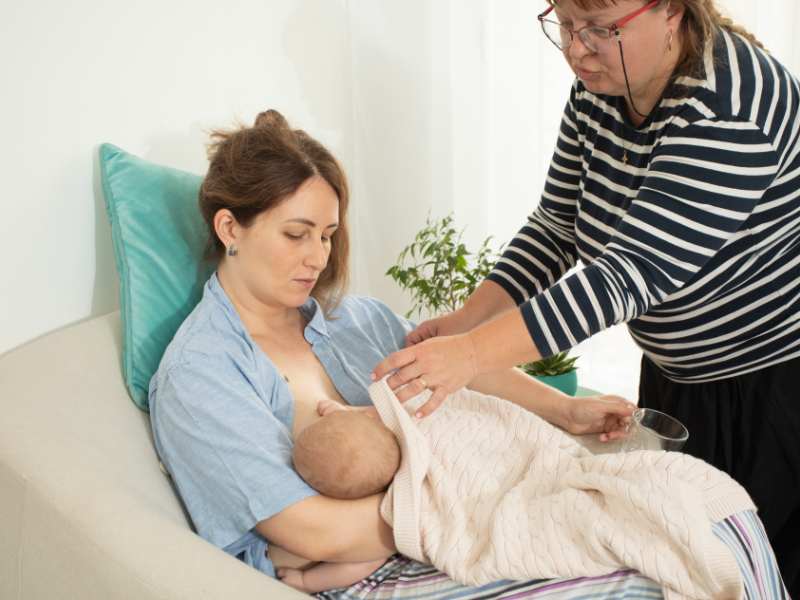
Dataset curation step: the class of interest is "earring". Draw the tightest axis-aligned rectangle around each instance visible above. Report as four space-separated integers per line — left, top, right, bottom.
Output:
667 30 673 52
226 244 238 257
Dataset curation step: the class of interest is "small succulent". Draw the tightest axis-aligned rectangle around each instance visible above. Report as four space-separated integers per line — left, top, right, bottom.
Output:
520 351 578 377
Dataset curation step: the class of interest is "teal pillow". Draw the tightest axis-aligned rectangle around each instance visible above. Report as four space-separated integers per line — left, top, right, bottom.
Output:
99 144 214 411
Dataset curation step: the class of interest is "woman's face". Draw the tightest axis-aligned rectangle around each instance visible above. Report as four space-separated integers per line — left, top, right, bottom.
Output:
554 0 676 102
222 176 340 310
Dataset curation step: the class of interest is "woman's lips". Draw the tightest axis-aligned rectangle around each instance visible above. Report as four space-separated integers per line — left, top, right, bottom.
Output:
294 278 316 289
575 66 601 80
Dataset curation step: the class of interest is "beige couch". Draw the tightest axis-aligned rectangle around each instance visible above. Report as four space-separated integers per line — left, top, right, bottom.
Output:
0 312 306 600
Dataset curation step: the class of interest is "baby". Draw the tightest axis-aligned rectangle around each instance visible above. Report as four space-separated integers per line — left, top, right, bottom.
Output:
277 401 401 593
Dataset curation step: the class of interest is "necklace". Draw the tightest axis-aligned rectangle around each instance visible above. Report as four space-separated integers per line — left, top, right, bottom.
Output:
621 131 640 165
621 135 633 165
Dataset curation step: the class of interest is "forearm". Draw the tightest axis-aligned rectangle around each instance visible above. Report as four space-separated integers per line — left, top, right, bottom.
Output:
460 280 516 328
468 367 569 430
322 494 396 562
256 494 395 563
467 307 542 374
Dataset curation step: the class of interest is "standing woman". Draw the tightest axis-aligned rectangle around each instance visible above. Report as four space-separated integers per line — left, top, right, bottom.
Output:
373 0 800 592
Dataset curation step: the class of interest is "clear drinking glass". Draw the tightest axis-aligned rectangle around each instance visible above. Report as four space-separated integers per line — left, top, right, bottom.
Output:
620 408 689 452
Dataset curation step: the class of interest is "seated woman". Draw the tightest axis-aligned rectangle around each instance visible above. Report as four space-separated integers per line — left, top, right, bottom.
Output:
148 110 787 598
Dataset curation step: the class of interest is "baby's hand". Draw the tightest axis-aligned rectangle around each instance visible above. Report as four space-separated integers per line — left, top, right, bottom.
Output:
317 399 349 416
276 567 309 592
317 399 380 420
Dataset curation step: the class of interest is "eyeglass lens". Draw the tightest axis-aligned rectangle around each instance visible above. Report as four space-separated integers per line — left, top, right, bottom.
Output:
542 20 612 52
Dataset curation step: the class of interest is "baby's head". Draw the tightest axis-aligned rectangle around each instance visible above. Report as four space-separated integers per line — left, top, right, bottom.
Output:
293 410 401 499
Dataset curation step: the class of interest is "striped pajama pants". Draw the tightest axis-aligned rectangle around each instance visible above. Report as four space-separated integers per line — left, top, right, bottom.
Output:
317 510 789 600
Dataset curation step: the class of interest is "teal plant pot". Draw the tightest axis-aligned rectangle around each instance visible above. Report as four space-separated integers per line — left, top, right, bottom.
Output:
535 370 578 396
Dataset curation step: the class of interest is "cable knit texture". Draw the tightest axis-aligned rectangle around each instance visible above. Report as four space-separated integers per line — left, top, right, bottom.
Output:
370 378 755 600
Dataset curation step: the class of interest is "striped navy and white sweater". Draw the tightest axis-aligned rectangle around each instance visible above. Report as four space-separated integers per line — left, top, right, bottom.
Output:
488 28 800 382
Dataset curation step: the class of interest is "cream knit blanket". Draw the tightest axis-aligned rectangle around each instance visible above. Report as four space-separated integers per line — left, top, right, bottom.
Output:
370 379 755 600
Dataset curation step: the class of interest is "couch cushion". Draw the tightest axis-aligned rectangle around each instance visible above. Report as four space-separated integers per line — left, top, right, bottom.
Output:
99 144 213 411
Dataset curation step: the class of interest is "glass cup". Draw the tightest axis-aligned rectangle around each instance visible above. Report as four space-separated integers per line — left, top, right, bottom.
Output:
620 408 689 452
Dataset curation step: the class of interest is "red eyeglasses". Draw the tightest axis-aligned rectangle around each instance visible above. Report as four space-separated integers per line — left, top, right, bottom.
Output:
538 0 661 53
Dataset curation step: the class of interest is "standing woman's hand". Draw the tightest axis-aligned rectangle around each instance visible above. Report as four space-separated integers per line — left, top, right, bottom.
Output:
377 306 539 418
406 281 517 346
406 308 473 346
561 395 637 441
372 333 479 417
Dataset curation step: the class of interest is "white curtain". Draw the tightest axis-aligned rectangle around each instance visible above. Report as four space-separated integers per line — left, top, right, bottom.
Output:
347 0 800 399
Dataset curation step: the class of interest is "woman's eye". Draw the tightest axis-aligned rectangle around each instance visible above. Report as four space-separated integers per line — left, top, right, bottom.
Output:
588 26 610 39
285 232 304 240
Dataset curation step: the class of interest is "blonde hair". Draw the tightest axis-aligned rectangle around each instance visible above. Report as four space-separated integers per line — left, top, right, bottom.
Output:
671 0 764 77
548 0 765 78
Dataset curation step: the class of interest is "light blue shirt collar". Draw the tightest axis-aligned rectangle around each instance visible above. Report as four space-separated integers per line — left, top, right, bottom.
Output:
207 271 330 340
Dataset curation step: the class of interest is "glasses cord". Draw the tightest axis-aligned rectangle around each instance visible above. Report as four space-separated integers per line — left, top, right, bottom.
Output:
617 39 650 119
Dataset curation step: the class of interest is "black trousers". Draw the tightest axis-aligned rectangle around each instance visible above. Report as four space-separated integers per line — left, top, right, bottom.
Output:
639 356 800 598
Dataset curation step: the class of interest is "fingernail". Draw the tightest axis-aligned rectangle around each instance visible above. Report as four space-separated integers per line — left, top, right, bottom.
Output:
415 411 423 418
370 373 376 381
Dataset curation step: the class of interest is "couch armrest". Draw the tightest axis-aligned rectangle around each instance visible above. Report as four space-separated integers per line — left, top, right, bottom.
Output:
0 313 306 600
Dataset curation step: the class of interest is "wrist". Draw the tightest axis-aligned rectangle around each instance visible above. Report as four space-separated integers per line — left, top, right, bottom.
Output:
453 305 480 332
463 330 481 379
299 570 311 593
549 393 575 431
461 280 516 327
524 372 572 428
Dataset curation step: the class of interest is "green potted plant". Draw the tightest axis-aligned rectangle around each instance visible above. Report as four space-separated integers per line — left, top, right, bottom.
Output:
386 214 579 395
518 352 578 396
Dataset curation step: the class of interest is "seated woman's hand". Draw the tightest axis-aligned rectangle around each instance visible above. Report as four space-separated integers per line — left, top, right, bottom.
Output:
562 395 636 441
276 567 310 593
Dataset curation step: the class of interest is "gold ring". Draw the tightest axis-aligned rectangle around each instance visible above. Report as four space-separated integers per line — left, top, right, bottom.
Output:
419 378 428 389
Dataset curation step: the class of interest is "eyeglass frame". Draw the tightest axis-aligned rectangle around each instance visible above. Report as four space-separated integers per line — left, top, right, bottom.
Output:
537 0 662 53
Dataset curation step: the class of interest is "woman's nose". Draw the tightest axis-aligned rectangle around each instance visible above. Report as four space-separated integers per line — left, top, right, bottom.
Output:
567 34 593 60
305 240 329 270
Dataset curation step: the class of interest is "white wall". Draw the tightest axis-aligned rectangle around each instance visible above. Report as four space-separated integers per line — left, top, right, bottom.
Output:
345 0 440 306
0 0 355 354
4 0 800 401
345 0 537 311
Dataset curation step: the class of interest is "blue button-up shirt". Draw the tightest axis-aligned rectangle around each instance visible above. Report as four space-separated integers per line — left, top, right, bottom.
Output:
149 273 412 576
